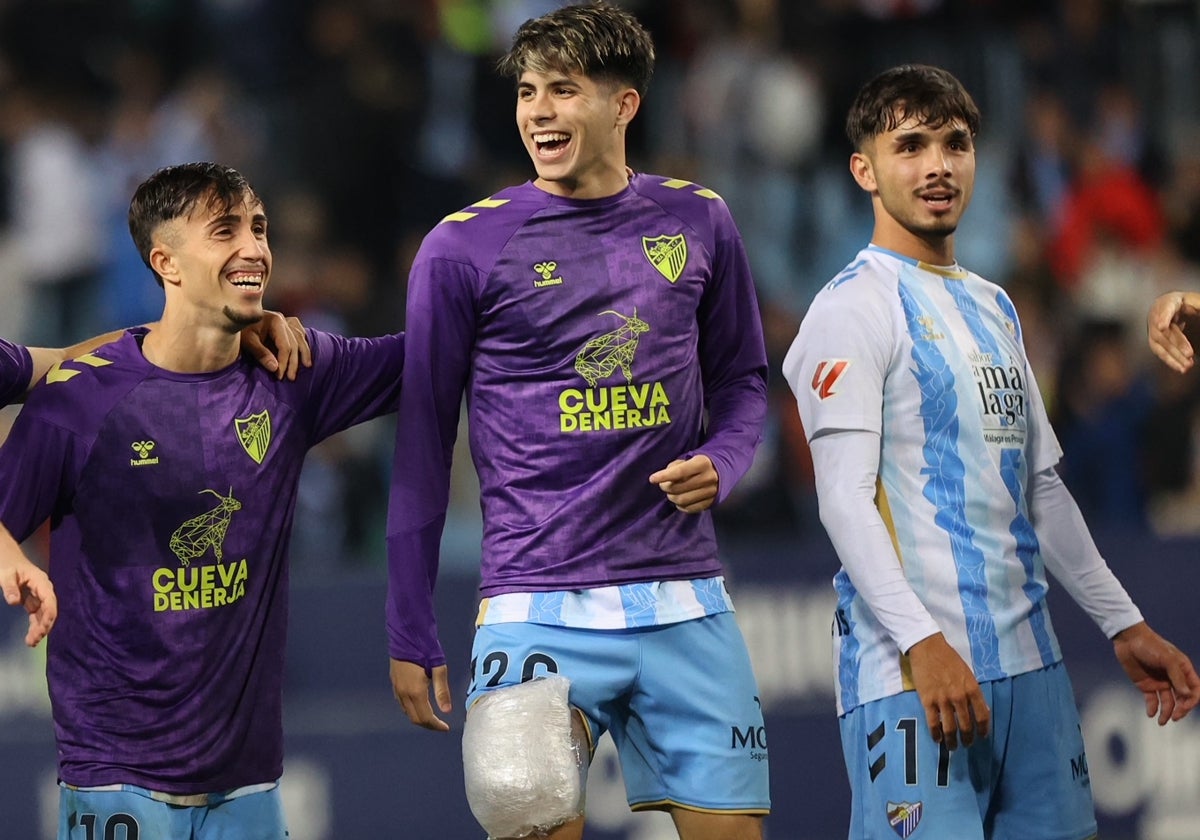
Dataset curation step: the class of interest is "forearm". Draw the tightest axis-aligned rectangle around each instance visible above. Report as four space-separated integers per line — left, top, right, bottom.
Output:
385 519 447 668
812 430 941 653
1030 466 1143 638
696 372 768 502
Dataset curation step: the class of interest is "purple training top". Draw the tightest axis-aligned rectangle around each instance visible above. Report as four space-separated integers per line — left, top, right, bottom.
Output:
0 336 32 405
0 328 403 793
386 174 769 668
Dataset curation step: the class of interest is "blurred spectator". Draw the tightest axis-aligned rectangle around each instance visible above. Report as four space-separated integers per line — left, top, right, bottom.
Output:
1049 136 1164 296
2 82 107 346
1053 319 1151 531
1010 88 1076 224
681 0 828 306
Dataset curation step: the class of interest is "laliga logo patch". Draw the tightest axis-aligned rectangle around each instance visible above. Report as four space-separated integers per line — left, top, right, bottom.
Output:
811 359 850 400
886 800 923 838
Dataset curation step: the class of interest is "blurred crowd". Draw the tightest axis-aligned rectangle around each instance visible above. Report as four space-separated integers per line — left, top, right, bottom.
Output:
3 0 1200 566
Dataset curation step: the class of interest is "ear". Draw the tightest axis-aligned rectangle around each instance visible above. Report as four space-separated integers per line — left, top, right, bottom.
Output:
149 245 181 288
849 151 877 193
614 87 640 128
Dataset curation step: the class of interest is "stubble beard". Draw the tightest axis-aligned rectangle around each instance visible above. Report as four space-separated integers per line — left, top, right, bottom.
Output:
222 306 264 334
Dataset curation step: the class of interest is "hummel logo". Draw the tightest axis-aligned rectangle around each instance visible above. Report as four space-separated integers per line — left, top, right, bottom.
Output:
130 440 160 467
533 261 564 288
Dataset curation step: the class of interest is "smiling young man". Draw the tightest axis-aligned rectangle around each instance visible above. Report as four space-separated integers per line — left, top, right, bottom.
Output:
783 64 1200 839
0 162 404 839
385 3 770 839
0 282 309 651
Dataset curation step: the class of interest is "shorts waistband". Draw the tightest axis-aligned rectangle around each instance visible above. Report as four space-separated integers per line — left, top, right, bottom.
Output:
63 780 278 807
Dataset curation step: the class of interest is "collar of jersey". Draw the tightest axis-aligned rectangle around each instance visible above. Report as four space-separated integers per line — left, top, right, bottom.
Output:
866 244 967 279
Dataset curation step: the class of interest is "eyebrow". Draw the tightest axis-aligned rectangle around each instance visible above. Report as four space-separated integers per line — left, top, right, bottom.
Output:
518 75 580 90
891 126 971 145
205 212 268 229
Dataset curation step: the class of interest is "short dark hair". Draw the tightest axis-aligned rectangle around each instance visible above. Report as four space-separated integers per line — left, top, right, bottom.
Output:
128 162 261 286
497 0 655 96
845 64 981 152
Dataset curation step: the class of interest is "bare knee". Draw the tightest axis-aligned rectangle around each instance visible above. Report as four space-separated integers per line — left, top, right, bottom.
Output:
670 809 764 840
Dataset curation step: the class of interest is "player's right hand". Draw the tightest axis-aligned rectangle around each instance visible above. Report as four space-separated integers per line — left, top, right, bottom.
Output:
0 552 57 647
907 633 990 750
1147 291 1200 373
390 658 452 732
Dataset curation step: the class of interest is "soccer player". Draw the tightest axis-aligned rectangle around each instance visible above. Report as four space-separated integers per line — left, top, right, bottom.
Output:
1147 289 1200 372
385 3 771 838
0 161 403 839
0 315 308 649
783 64 1200 840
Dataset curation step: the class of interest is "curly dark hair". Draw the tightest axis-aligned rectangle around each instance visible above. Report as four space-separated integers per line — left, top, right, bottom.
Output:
845 64 980 152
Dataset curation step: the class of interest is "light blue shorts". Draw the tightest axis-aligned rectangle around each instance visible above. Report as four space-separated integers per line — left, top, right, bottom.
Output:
59 781 288 840
839 662 1096 840
466 612 770 814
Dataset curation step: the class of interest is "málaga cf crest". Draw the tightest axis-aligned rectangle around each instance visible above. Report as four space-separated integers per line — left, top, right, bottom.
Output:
887 801 923 839
235 410 272 464
642 233 687 283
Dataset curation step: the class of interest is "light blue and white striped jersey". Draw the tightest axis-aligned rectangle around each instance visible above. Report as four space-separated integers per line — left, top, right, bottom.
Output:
784 246 1064 714
477 576 734 629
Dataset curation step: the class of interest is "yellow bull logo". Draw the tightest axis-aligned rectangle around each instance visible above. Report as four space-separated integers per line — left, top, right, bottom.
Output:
169 488 241 567
574 309 650 387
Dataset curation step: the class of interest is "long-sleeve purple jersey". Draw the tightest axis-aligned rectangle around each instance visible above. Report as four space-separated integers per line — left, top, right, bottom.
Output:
0 328 403 793
0 337 32 405
386 175 769 667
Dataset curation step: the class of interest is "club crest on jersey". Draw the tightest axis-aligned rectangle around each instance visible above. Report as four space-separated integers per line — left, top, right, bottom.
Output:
886 801 923 838
532 261 564 288
811 359 850 400
235 410 272 464
642 233 687 283
130 439 159 466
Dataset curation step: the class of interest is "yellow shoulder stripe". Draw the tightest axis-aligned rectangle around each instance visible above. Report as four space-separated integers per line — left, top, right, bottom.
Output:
658 179 721 200
441 197 512 224
45 353 112 384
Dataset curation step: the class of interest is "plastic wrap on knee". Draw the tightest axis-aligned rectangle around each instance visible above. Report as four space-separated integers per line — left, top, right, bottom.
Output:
462 675 586 838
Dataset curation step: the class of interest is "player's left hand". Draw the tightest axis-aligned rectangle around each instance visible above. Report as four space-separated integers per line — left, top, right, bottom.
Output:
1113 621 1200 725
650 455 719 513
241 312 312 380
0 552 57 647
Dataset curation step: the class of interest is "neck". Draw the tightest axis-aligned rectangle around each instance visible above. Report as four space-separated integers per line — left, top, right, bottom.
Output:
870 226 955 266
534 159 631 200
141 307 241 373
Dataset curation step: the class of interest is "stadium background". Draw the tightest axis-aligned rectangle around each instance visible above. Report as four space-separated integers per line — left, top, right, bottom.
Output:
2 0 1200 837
